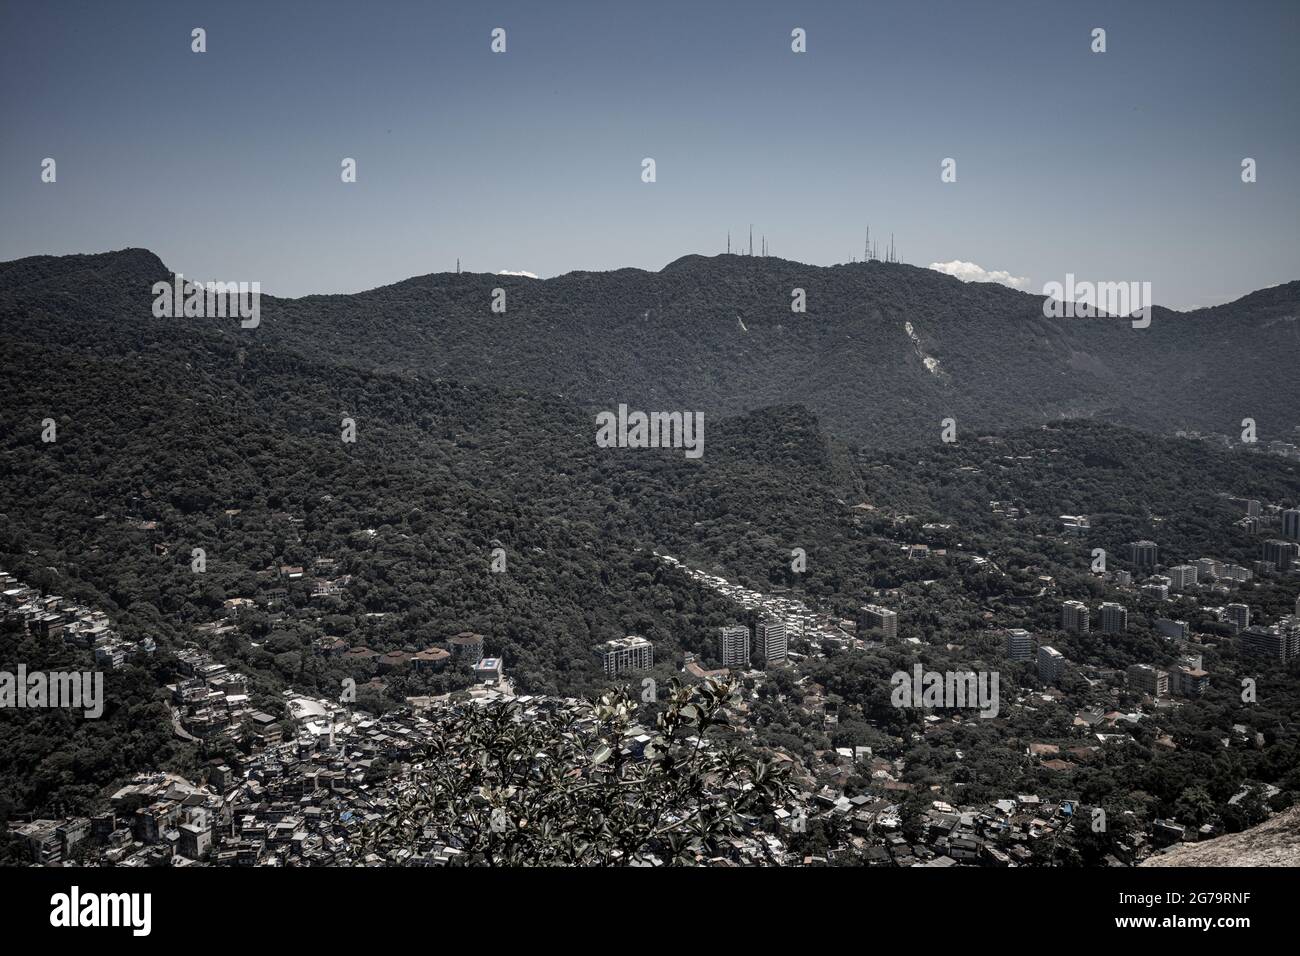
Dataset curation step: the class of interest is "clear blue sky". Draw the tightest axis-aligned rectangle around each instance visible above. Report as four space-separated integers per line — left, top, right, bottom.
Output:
2 0 1296 309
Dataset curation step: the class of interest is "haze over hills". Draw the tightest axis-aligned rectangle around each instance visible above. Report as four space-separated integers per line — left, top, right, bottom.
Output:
2 248 1298 449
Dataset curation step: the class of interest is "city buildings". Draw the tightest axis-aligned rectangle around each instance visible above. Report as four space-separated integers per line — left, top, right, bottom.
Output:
1196 557 1221 579
473 657 504 684
1262 539 1300 571
0 542 1275 871
1060 514 1090 534
756 617 788 663
1221 564 1253 584
1127 540 1159 570
1167 565 1198 592
1037 645 1065 685
858 604 898 642
1061 600 1090 634
1155 618 1189 641
719 625 751 668
1098 602 1128 634
1225 603 1251 631
412 647 450 671
1126 664 1168 698
1238 624 1300 664
596 635 654 676
1170 665 1210 698
1141 579 1170 602
1005 628 1035 661
448 632 485 663
1282 508 1300 541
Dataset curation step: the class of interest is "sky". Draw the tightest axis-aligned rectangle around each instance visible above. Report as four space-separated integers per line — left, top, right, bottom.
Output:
1 0 1297 309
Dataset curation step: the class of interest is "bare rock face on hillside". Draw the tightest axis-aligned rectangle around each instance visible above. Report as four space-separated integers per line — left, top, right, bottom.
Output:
1141 808 1300 867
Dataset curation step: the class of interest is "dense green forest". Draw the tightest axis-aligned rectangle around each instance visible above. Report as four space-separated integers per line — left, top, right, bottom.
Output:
2 249 1299 841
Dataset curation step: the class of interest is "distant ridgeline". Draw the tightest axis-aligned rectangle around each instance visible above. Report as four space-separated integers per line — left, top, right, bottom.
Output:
3 249 1298 448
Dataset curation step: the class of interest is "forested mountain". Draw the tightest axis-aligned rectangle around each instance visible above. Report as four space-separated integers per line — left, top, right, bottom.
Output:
2 248 1299 828
3 248 1298 448
3 248 1299 686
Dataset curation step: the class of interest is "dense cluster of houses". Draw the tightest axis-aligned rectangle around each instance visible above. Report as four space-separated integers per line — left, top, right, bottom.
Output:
1 569 155 668
5 484 1294 867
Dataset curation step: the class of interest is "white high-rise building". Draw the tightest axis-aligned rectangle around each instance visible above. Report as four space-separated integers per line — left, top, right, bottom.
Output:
1061 600 1090 633
1168 565 1198 592
756 618 788 663
718 625 750 668
597 635 653 676
1038 645 1066 685
1225 603 1251 631
1141 579 1170 602
1282 508 1300 541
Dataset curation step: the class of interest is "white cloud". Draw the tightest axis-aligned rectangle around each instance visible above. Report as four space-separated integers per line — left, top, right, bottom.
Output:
496 269 538 278
928 260 1028 290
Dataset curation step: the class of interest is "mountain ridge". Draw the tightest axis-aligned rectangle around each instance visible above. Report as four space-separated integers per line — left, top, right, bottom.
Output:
3 248 1298 450
5 247 1298 313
